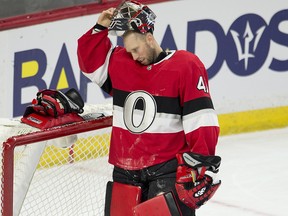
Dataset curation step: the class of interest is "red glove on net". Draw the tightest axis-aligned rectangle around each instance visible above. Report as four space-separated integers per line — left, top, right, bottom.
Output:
175 152 221 209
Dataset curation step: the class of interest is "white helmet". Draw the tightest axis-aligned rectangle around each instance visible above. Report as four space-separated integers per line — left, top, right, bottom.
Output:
109 0 156 36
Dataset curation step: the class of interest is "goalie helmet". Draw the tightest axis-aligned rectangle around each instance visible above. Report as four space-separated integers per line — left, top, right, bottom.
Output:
108 0 156 36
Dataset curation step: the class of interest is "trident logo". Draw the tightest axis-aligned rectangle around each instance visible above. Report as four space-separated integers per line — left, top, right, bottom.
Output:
230 22 265 70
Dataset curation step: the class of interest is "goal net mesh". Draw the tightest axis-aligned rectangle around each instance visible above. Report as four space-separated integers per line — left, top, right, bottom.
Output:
0 104 113 216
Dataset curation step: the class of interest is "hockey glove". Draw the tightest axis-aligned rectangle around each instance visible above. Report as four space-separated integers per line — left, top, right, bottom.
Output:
22 88 85 129
24 88 84 118
175 152 221 209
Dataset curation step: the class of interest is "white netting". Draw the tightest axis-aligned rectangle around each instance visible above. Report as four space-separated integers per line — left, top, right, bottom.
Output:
17 128 113 216
0 103 113 216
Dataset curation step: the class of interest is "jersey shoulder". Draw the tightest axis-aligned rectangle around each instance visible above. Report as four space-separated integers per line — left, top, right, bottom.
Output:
169 50 206 73
174 50 203 64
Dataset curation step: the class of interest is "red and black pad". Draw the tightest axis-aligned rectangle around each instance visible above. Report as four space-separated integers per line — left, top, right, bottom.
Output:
133 192 182 216
105 181 142 216
21 88 85 129
21 112 84 130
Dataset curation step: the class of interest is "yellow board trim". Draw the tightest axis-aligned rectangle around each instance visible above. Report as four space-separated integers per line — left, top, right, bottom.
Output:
218 106 288 136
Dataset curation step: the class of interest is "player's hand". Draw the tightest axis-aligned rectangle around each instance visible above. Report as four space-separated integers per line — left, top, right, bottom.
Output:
175 152 221 209
97 8 116 28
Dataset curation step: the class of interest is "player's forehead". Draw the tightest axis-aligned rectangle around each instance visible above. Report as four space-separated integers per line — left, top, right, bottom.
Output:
124 33 145 51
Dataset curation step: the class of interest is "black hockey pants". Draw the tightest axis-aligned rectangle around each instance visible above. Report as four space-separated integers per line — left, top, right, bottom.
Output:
112 158 196 216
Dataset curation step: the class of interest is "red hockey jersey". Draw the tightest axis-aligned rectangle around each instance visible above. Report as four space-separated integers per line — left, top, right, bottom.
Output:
77 28 219 170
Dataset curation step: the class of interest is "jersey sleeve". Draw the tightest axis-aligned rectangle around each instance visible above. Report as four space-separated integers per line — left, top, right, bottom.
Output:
77 28 113 94
179 52 220 156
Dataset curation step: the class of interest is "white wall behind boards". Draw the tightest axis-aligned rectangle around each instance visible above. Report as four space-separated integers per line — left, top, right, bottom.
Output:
0 0 287 118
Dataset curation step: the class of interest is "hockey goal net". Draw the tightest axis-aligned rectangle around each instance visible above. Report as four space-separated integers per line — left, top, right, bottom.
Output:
0 104 113 216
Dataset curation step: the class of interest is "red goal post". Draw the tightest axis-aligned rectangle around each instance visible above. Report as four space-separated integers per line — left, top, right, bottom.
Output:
0 106 113 216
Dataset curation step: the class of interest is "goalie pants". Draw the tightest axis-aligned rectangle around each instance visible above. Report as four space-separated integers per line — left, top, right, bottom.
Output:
112 158 196 216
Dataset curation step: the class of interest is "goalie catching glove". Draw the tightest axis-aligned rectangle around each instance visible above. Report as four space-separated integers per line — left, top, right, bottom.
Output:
175 152 221 209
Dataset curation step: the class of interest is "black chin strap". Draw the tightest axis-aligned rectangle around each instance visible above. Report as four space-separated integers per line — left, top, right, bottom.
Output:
154 51 168 63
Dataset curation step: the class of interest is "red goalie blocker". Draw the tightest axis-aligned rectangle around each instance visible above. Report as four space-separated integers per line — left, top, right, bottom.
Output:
21 112 84 129
21 88 85 129
105 181 182 216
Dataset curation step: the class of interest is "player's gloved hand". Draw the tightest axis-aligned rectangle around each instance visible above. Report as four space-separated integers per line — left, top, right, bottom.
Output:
175 152 221 209
97 7 116 28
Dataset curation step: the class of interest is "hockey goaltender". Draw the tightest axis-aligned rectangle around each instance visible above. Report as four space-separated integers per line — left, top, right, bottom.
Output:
77 1 222 215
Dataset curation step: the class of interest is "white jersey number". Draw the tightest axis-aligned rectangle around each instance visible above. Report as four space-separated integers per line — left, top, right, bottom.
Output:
123 91 157 133
197 76 209 93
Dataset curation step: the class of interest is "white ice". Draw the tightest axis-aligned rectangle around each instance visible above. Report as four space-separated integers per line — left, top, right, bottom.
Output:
18 126 288 216
197 127 288 216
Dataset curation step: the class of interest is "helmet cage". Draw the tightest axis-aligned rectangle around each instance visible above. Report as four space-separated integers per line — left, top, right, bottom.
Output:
109 1 156 36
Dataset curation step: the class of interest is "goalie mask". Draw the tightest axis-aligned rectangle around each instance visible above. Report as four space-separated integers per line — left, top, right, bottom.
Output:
108 0 156 36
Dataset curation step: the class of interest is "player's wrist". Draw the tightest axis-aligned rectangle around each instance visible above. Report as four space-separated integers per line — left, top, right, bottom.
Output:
92 23 108 33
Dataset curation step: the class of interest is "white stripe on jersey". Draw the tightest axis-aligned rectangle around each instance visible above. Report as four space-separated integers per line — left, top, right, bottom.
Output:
183 108 219 133
113 105 183 134
82 47 113 87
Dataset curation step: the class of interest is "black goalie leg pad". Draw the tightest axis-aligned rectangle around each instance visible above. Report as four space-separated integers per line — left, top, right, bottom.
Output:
133 192 182 216
105 181 142 216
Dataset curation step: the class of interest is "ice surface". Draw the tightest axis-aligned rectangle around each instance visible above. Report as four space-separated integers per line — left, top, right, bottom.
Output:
18 127 288 216
197 127 288 216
